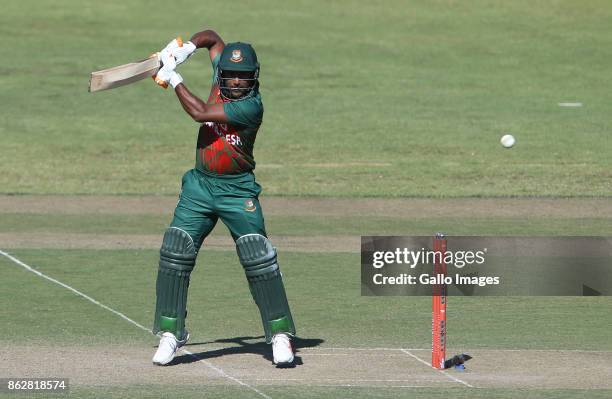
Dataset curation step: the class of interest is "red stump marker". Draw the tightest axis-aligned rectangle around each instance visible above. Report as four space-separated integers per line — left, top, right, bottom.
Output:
432 233 447 369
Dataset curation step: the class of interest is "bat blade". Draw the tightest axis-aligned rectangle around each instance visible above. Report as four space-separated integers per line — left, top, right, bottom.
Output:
89 54 161 93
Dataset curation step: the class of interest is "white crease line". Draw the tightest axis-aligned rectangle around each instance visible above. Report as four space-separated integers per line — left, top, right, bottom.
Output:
244 378 454 384
298 353 409 357
0 249 272 399
300 347 421 351
269 384 428 388
470 348 611 353
254 383 431 388
400 349 475 388
178 348 271 399
406 348 612 354
0 249 149 332
300 347 612 354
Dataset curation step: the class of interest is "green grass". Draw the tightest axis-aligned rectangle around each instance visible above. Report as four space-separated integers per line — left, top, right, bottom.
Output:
2 213 611 236
1 0 611 196
3 249 611 351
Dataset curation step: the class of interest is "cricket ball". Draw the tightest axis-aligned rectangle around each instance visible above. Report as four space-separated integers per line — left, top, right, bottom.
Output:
500 134 516 148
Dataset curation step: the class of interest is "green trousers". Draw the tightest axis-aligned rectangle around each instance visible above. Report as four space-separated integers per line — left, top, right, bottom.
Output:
172 168 266 245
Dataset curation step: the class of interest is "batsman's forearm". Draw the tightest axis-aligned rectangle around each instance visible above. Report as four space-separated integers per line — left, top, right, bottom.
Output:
189 30 223 50
174 84 208 121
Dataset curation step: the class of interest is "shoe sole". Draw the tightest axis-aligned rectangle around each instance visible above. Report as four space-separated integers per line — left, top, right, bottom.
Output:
274 354 295 368
153 360 172 366
152 352 176 366
274 360 295 368
153 349 179 366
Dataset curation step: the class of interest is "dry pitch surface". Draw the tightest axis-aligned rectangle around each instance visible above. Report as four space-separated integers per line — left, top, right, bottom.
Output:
2 345 611 391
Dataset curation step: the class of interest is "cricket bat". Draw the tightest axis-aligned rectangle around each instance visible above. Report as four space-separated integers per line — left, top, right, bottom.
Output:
88 53 161 93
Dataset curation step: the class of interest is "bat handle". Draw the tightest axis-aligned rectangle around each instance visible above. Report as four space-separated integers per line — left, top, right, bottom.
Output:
149 36 183 88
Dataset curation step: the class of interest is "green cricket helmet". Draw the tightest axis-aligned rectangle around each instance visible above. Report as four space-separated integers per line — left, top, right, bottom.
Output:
216 42 260 101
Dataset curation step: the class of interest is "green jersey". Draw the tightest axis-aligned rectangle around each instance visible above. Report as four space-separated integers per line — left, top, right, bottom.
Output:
195 55 264 175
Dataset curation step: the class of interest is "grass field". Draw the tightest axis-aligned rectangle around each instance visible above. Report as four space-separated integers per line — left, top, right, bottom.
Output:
1 0 611 196
1 1 611 398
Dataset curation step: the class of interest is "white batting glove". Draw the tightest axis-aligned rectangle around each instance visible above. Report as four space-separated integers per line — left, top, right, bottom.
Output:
162 37 183 52
173 41 196 65
168 71 183 88
154 67 183 89
160 49 177 71
153 51 182 89
161 37 196 66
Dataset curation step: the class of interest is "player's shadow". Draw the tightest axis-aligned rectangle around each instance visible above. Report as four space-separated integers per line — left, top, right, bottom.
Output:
169 335 324 367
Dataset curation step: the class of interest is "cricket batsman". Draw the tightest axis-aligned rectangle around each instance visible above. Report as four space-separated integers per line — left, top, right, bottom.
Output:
149 29 296 366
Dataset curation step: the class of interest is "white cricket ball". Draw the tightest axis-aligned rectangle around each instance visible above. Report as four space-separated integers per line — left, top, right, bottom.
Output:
500 134 516 148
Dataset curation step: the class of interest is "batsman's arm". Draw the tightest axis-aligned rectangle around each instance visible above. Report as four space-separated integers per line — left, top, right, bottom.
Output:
174 84 229 123
189 30 225 61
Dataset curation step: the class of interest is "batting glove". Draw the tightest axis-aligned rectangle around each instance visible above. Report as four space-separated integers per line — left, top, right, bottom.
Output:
162 37 196 66
168 71 183 88
153 51 183 88
162 37 183 52
159 49 177 71
153 67 183 89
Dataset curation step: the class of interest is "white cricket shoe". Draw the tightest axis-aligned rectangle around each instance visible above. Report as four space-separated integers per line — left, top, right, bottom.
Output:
152 331 189 366
271 333 294 366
